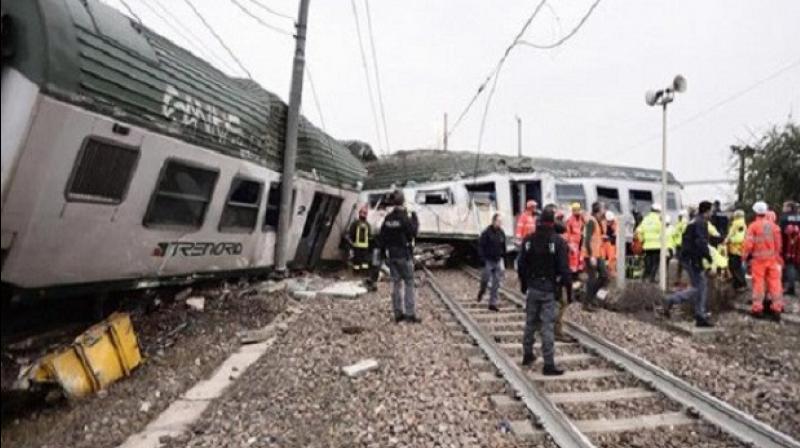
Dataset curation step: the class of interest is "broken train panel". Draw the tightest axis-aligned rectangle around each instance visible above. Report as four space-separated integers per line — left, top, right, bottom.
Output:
0 0 366 296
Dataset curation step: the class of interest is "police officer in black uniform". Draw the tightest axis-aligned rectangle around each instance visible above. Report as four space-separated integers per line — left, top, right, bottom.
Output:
379 190 420 323
517 207 569 375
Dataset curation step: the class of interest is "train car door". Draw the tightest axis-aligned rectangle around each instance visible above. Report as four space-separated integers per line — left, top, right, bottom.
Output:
293 192 342 269
510 180 542 217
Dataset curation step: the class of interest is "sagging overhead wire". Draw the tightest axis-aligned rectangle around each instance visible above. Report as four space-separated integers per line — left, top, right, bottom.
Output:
118 0 143 23
350 0 385 154
245 0 296 22
230 0 294 37
518 0 601 50
183 0 254 79
447 0 549 143
363 0 391 153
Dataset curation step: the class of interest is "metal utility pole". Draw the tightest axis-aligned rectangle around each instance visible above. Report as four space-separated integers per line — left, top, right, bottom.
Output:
516 115 522 157
731 145 755 207
443 113 448 150
274 0 310 273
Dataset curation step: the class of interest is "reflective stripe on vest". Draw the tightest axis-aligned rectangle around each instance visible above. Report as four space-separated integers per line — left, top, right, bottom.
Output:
750 221 777 259
354 222 370 249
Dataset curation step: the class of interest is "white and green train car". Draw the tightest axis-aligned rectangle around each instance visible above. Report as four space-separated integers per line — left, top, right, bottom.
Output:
1 0 366 297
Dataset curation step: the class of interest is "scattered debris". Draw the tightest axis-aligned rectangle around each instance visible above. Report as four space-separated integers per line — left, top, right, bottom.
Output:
185 297 205 312
342 358 379 377
175 287 193 302
238 328 276 345
139 400 151 413
341 325 365 335
291 290 318 300
319 281 367 299
16 313 142 399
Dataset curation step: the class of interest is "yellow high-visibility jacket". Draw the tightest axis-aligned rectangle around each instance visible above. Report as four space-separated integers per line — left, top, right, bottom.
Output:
671 220 686 249
635 212 663 250
726 217 747 256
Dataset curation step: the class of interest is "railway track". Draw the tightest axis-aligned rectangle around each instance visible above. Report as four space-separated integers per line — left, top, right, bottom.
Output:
425 266 800 448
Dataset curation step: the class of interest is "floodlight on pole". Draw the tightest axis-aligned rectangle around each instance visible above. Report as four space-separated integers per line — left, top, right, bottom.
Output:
645 74 687 292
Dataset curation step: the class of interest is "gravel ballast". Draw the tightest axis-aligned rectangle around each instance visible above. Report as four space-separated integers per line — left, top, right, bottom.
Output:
160 276 543 448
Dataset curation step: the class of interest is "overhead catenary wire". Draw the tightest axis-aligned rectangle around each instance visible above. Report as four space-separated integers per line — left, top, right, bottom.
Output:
363 0 391 153
245 0 296 22
230 0 294 37
518 0 601 50
138 0 238 73
350 0 385 154
118 0 143 23
183 0 254 79
608 56 800 159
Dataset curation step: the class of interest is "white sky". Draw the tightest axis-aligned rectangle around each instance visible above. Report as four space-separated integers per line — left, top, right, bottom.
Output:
110 0 800 188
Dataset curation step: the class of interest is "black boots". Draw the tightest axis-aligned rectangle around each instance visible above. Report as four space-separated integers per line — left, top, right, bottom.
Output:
394 314 404 324
695 316 714 328
542 364 565 376
521 352 536 366
404 315 422 324
488 304 499 312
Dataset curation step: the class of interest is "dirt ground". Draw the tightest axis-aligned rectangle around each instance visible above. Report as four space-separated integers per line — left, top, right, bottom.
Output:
1 280 286 448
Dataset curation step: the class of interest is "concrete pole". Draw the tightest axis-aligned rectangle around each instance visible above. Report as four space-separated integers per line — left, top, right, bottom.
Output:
658 103 668 292
274 0 310 273
443 113 448 151
516 115 522 157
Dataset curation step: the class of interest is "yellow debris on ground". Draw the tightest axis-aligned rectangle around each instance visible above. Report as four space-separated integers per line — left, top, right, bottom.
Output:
27 312 142 399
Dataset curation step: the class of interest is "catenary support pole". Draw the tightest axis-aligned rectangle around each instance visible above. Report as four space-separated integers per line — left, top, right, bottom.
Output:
274 0 311 273
444 113 448 150
516 115 523 157
658 103 668 292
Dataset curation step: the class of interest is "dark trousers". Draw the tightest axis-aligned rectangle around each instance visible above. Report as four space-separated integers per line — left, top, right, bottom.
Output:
729 254 747 289
643 250 660 283
584 258 608 305
785 262 798 296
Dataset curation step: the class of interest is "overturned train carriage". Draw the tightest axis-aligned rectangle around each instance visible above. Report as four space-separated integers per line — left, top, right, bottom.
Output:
361 149 682 252
0 0 366 296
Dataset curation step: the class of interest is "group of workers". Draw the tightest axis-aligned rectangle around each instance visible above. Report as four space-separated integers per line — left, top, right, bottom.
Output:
346 191 799 375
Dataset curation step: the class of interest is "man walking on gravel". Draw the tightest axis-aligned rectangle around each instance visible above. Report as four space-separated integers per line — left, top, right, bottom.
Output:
583 202 608 311
477 213 506 312
663 200 714 327
379 190 420 323
518 208 569 376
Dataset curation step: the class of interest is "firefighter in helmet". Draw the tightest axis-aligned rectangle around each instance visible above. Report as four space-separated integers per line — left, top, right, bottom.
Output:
348 204 372 273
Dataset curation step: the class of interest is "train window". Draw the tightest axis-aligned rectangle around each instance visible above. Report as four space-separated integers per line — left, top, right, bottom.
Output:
66 137 139 204
466 182 497 207
596 187 621 213
143 160 218 228
368 192 393 210
415 189 451 205
263 182 296 231
667 192 678 210
628 189 653 215
555 184 586 209
219 178 263 232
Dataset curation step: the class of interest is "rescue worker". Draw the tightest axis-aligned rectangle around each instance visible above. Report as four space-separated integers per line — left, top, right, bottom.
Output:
348 205 371 272
518 208 569 376
552 207 575 342
725 210 748 290
602 210 617 277
663 201 714 327
583 202 607 311
477 213 506 312
780 201 800 296
565 203 585 273
379 190 420 323
672 210 688 286
743 201 784 317
515 200 537 240
635 203 663 283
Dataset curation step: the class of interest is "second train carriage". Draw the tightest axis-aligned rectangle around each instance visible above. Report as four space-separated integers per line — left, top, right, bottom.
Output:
361 149 683 251
1 0 367 296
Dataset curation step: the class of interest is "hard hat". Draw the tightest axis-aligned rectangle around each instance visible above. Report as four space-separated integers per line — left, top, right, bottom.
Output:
526 200 537 210
752 201 768 215
570 202 581 211
604 210 615 221
664 215 672 225
651 203 662 212
733 209 745 218
678 209 688 217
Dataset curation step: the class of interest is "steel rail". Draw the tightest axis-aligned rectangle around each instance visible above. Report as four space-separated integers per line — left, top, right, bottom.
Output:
461 267 800 448
423 267 596 448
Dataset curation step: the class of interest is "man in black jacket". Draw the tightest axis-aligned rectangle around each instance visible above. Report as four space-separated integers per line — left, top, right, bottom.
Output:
477 213 506 312
379 190 420 323
518 208 569 376
664 200 714 327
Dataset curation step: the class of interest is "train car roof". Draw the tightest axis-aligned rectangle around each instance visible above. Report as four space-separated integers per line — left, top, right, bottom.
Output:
2 0 366 189
364 149 680 189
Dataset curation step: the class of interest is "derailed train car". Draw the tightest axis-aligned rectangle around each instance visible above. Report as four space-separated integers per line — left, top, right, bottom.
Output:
1 0 366 298
361 149 682 252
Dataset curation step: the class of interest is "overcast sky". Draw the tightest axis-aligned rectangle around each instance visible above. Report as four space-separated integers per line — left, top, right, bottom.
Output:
109 0 800 188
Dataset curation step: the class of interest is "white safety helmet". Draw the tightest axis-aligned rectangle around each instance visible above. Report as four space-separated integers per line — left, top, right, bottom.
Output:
752 201 768 215
664 215 672 225
678 209 688 218
651 203 662 212
605 210 615 221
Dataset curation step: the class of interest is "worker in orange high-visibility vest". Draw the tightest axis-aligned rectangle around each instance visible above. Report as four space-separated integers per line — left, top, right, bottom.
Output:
565 203 586 273
515 200 537 240
743 201 784 316
603 210 617 277
581 202 607 311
